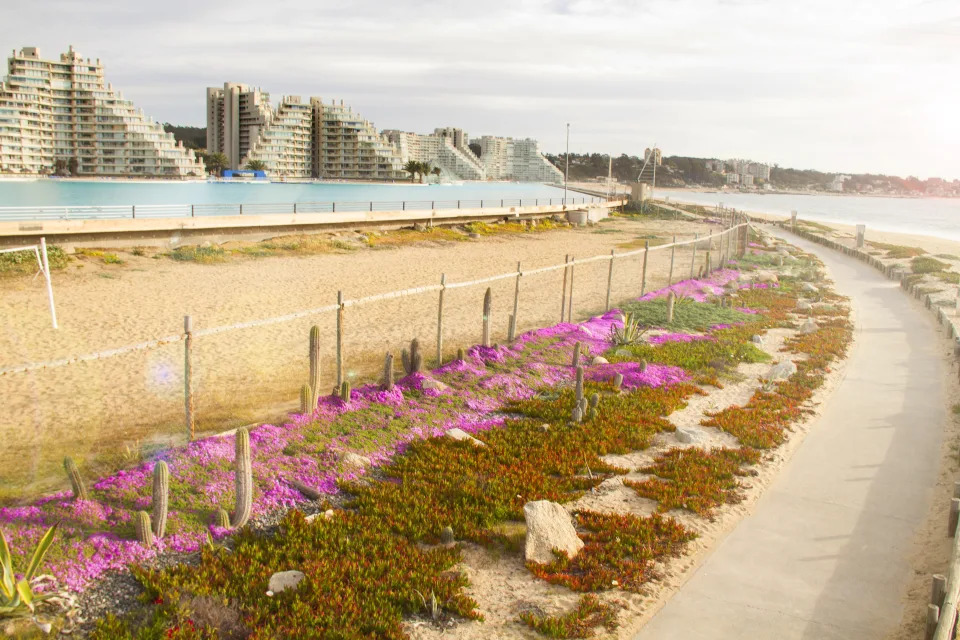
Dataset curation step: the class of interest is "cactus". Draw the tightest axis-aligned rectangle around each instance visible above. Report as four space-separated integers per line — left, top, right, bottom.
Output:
308 325 321 410
572 341 581 368
587 393 600 421
383 352 394 391
574 366 584 406
440 526 455 544
215 508 230 529
340 381 351 403
639 359 648 373
300 384 312 415
401 338 423 375
571 406 583 424
481 287 493 347
230 428 252 529
613 373 624 392
63 456 87 501
135 511 154 547
152 461 169 539
457 347 465 362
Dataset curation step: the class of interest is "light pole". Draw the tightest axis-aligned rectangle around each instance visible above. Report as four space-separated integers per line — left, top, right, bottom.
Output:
563 123 570 205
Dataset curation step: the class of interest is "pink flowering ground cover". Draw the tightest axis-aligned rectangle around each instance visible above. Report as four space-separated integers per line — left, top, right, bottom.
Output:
1 272 756 594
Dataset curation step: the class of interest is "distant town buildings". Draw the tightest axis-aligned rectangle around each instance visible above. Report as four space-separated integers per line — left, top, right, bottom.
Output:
705 158 771 188
0 46 204 177
828 175 850 192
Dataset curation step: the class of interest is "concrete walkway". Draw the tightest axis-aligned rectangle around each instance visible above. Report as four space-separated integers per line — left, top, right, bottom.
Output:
635 229 946 639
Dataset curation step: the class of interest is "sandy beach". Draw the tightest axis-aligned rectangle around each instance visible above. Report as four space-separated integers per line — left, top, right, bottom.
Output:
0 215 724 495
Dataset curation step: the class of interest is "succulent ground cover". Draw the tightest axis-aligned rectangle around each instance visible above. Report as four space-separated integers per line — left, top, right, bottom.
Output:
1 234 853 638
520 594 619 638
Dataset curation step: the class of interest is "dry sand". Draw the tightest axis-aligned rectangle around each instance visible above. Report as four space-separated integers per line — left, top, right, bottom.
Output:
0 216 725 494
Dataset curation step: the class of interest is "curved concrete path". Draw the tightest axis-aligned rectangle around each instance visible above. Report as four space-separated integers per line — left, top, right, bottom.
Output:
635 229 946 639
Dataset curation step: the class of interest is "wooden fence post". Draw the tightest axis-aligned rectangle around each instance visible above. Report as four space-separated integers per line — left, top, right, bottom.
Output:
560 255 569 322
336 290 344 388
691 233 698 278
668 236 676 285
184 315 194 441
568 256 575 323
926 603 939 640
640 241 649 296
509 261 521 341
933 574 947 609
949 498 959 537
605 250 615 311
436 274 446 365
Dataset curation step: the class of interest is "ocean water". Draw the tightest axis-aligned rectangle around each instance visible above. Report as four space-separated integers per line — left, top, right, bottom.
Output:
0 180 589 208
657 189 960 241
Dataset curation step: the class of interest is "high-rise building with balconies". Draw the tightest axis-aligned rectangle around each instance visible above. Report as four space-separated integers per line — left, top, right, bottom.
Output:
472 135 562 183
0 46 204 177
206 82 272 171
242 95 312 177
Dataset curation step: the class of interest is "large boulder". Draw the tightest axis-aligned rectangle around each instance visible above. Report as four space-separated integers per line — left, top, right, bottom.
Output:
339 452 370 470
676 427 711 445
268 570 305 595
767 360 797 381
800 320 819 334
801 282 819 294
446 428 486 447
796 300 813 312
523 500 584 565
756 271 779 284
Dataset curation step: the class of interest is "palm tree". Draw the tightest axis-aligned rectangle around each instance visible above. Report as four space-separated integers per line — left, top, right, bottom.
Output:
205 152 229 177
431 167 442 181
403 160 420 183
419 162 432 184
245 159 267 172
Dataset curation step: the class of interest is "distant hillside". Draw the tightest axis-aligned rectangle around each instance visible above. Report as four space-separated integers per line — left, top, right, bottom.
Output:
163 124 206 150
544 152 957 196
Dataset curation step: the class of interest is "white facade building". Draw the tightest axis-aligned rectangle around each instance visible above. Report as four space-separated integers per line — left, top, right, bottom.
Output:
472 135 562 183
0 46 204 177
206 82 272 171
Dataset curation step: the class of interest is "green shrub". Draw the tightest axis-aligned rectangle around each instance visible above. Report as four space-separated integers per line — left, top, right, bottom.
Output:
170 245 226 263
868 242 925 259
618 299 755 332
520 595 618 638
912 256 950 274
0 245 68 275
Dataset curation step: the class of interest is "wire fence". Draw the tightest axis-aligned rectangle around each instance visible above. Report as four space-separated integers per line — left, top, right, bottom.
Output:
0 196 604 222
0 214 748 490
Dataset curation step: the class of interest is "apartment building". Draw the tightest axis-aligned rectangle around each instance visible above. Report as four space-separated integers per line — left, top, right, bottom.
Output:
313 98 404 180
0 46 204 177
206 82 272 170
383 127 485 180
243 95 312 177
472 135 563 183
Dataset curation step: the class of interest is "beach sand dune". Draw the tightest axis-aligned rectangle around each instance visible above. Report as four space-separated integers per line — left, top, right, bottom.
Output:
0 217 721 494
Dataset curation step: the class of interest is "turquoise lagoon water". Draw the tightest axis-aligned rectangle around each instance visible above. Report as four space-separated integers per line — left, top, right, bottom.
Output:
0 180 593 208
657 188 960 242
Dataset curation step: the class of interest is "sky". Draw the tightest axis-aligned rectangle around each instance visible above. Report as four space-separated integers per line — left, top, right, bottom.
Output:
2 0 958 179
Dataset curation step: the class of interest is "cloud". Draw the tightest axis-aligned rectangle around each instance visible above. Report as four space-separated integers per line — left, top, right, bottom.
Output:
1 0 955 177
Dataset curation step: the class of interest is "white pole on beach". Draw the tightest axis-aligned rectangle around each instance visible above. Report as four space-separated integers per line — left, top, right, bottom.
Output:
564 123 570 207
40 237 58 330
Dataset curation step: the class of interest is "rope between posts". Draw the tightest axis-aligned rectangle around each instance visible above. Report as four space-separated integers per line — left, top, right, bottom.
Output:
0 223 748 376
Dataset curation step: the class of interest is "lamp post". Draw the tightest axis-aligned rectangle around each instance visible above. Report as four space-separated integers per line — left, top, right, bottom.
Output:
563 123 570 206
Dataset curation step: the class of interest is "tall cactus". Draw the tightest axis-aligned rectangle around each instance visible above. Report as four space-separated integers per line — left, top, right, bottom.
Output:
482 288 492 347
215 508 230 529
300 384 311 415
383 352 394 390
63 456 87 501
152 461 169 539
575 365 584 406
402 338 422 375
457 348 465 362
135 511 154 547
230 428 253 529
572 341 582 368
308 325 321 410
340 381 352 403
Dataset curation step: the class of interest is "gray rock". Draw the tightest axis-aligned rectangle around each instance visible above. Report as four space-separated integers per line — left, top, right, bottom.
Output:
339 452 370 470
751 334 764 345
590 356 609 365
756 271 779 284
468 232 481 239
796 300 813 312
422 378 450 392
523 500 584 565
676 427 712 445
446 428 486 447
725 280 740 291
268 570 305 595
801 282 819 294
800 320 819 334
767 360 798 381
